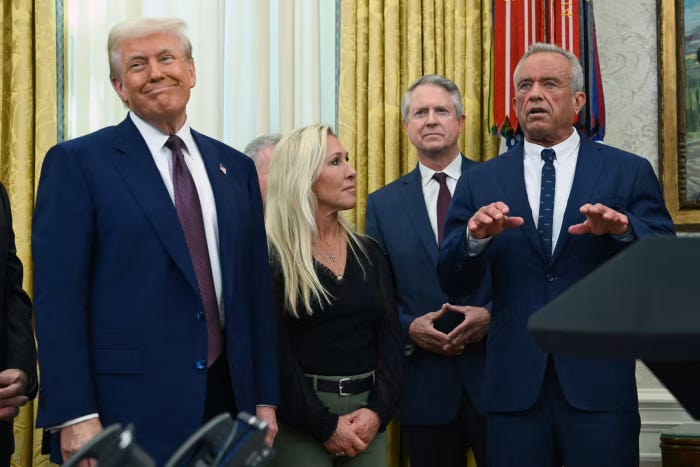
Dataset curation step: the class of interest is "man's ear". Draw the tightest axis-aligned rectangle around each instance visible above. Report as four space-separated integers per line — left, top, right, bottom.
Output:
111 78 128 103
573 91 587 114
188 60 196 88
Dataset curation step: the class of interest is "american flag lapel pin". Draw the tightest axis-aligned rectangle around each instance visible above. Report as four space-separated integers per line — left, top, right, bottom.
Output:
219 163 227 175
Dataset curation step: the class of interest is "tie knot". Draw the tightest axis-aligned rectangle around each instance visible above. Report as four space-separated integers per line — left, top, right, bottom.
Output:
433 172 448 185
165 134 185 153
541 148 556 163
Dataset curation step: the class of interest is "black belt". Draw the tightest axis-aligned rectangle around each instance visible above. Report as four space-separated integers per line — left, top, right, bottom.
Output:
306 374 374 396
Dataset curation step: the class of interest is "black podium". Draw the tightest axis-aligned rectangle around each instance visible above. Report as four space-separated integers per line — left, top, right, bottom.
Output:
528 236 700 418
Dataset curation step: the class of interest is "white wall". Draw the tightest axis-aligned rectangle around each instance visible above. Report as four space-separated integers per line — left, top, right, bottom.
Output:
595 1 695 464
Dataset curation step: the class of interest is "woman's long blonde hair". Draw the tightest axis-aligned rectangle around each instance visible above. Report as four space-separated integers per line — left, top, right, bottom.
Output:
265 124 365 318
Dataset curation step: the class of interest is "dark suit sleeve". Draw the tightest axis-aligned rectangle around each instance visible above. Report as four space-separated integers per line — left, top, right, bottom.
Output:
619 158 675 239
245 165 280 407
0 183 36 398
437 170 488 298
32 145 98 425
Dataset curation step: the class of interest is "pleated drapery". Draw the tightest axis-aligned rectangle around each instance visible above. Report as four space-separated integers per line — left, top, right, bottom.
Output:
0 0 57 466
338 0 498 232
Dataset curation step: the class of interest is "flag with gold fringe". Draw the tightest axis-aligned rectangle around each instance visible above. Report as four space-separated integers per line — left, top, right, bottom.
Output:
490 0 605 146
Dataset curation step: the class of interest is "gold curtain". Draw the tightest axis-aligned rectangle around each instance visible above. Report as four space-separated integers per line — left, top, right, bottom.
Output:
339 0 498 232
0 0 57 465
338 1 497 466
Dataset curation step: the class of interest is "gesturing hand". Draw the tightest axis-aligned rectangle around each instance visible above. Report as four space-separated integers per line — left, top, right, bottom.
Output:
569 203 629 236
468 202 524 240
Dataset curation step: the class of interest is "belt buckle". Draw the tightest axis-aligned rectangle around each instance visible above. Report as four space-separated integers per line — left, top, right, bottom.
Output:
338 377 351 396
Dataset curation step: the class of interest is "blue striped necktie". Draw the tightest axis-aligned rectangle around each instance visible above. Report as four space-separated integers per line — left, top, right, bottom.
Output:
538 148 556 259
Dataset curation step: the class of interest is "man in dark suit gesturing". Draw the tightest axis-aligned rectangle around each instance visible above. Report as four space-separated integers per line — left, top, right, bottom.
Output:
32 18 278 465
0 182 36 467
438 43 675 467
366 75 490 467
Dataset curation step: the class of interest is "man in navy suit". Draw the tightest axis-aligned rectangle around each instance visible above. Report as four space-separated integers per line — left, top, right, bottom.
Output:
366 75 490 467
32 18 278 465
438 43 674 467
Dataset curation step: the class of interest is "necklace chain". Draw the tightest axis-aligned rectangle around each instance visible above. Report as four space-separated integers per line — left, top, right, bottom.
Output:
314 232 344 280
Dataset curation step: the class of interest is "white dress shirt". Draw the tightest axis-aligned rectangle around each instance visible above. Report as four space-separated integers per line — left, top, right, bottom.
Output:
523 130 580 254
468 128 581 255
419 153 463 245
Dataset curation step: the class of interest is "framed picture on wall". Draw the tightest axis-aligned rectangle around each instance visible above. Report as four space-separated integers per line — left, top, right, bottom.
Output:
659 0 700 230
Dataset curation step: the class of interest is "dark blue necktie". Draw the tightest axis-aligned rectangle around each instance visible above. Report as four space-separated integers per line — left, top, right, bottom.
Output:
166 135 223 367
538 148 556 259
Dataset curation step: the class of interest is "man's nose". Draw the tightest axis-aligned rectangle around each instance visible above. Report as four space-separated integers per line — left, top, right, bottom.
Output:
426 110 438 124
148 60 165 80
528 82 544 98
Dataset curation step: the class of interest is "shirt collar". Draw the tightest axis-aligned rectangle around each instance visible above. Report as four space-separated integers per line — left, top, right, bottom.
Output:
129 111 195 156
419 152 463 187
523 127 580 162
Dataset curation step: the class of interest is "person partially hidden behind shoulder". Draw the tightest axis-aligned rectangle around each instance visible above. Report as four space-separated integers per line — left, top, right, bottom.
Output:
0 181 36 467
32 17 278 465
266 124 405 467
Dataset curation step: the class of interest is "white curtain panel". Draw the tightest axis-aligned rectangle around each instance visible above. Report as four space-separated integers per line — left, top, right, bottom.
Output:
64 0 336 150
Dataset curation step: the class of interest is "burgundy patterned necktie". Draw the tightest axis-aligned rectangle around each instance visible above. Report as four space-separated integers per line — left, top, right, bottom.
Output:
166 135 223 367
433 172 451 248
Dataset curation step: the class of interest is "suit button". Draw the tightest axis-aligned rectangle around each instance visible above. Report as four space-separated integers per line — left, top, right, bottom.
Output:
196 310 205 321
196 360 206 370
546 274 556 282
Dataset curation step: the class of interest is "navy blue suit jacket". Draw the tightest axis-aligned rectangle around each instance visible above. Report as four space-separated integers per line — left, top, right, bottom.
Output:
32 116 279 464
438 136 674 413
366 156 490 424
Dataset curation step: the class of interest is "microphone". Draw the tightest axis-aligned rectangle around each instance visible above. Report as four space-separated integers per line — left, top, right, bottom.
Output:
165 412 273 467
61 424 155 467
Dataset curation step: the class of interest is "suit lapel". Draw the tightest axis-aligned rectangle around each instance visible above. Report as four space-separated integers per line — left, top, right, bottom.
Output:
192 130 237 279
401 167 439 264
500 144 548 259
111 117 199 292
551 136 605 262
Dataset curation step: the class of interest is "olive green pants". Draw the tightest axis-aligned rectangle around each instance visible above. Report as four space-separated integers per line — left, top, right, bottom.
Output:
272 375 387 467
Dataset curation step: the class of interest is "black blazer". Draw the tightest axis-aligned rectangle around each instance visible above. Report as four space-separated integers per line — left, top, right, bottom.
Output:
0 181 36 461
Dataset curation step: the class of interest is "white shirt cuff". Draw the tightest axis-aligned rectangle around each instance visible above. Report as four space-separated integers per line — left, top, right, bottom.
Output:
48 413 99 433
467 228 492 256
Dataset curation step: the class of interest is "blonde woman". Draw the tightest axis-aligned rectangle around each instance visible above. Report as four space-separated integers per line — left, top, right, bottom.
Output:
266 125 404 466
